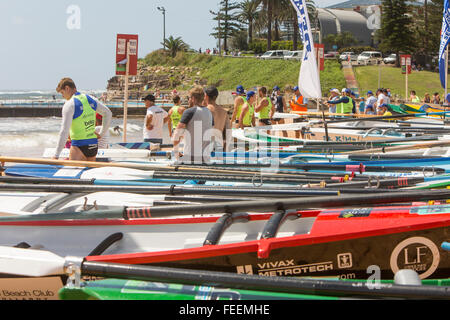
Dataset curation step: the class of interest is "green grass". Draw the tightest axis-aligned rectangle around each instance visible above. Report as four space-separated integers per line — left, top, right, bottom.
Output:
141 51 346 94
354 65 446 100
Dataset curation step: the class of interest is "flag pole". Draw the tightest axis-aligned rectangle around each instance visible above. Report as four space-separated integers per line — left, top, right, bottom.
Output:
123 46 130 143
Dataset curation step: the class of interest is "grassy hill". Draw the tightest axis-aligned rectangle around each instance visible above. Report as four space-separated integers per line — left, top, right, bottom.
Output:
141 50 347 94
354 65 445 100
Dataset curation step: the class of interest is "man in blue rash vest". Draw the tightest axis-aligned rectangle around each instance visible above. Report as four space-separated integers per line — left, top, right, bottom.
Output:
53 78 112 161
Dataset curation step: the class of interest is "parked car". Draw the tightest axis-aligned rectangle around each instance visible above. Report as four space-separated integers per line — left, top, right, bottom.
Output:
284 50 303 60
324 51 339 59
339 52 358 62
383 53 397 64
357 51 383 65
260 50 286 60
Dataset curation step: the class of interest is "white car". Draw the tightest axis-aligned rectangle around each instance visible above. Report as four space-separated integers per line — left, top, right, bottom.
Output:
284 50 303 60
383 53 397 64
357 51 383 65
260 50 286 60
339 52 357 62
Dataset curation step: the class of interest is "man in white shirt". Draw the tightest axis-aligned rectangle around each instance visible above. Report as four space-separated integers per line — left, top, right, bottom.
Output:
365 90 377 113
53 78 112 161
375 89 387 114
143 94 170 145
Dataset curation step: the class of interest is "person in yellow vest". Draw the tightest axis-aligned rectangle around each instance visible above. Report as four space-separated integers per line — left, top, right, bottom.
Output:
53 78 112 161
231 85 247 128
238 91 256 129
289 86 307 112
255 86 275 126
326 88 353 115
168 95 185 137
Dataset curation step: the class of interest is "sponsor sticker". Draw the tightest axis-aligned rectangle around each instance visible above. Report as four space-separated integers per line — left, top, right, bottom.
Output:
339 208 372 218
390 237 440 279
409 205 450 215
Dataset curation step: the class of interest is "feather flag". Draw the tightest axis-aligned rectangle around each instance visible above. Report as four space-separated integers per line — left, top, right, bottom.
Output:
439 0 450 89
289 0 322 99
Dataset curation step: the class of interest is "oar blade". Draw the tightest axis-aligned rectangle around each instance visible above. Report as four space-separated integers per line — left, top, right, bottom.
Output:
0 246 65 277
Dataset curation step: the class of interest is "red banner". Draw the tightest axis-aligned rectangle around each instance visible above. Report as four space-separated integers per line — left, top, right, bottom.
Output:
116 34 138 76
314 44 325 71
400 54 411 75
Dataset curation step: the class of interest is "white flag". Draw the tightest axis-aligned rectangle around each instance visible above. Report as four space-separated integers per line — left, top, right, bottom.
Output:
290 0 322 98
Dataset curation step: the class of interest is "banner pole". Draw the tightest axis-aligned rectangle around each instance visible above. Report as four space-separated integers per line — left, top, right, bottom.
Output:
123 46 130 143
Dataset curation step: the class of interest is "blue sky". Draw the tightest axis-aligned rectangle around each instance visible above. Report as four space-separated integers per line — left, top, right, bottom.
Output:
0 0 342 91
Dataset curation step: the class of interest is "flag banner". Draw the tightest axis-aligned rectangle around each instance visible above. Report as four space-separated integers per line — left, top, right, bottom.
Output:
439 0 450 89
290 0 322 99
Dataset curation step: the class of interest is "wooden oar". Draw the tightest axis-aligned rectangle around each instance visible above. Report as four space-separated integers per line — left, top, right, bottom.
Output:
0 247 448 299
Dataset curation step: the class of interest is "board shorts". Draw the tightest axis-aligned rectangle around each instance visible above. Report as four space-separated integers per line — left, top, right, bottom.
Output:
259 119 272 125
76 144 99 158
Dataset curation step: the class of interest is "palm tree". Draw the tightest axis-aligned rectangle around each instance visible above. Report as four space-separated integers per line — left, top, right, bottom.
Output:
161 36 189 58
238 0 260 44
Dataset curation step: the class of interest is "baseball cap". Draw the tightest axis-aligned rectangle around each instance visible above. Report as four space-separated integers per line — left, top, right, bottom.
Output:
330 89 340 95
367 90 373 95
204 86 219 99
342 88 347 93
379 103 388 109
96 113 103 120
293 86 299 91
246 91 256 100
236 85 245 95
143 94 156 102
273 86 280 91
446 93 450 102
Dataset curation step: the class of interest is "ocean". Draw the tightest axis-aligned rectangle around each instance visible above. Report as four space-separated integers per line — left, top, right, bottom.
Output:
0 90 172 158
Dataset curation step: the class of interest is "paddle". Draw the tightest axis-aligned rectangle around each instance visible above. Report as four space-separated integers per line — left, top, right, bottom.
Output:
342 139 450 155
318 111 450 124
0 189 448 222
0 246 448 299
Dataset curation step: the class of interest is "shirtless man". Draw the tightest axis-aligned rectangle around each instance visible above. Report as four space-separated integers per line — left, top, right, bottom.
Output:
53 78 112 161
204 86 232 152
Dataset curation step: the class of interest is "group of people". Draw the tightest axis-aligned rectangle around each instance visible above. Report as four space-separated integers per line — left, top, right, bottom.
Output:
52 77 305 164
326 87 393 117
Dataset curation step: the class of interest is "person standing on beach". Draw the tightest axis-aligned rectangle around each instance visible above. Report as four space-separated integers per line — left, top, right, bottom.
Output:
204 85 232 152
143 94 170 144
95 113 110 149
168 95 185 137
238 91 256 129
53 78 112 161
289 86 306 112
172 86 214 164
255 86 274 126
271 86 288 137
231 85 247 128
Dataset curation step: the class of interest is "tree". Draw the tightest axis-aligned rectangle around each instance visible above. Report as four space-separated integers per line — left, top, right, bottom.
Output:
161 36 189 58
238 0 261 44
323 31 359 49
378 0 416 66
210 0 242 52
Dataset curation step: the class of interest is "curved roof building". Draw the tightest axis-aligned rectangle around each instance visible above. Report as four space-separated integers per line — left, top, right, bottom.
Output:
317 8 375 49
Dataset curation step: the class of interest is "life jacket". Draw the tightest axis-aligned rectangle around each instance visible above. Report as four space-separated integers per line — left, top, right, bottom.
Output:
290 95 307 112
170 105 182 129
336 96 353 114
70 93 97 145
241 102 254 127
236 97 248 120
258 97 272 120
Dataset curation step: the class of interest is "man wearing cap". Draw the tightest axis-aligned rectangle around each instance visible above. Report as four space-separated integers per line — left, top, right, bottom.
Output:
204 85 232 152
238 91 257 129
53 77 112 161
231 85 247 127
375 88 387 114
365 91 377 114
378 104 393 118
327 88 353 115
327 89 340 113
289 86 306 112
143 94 170 145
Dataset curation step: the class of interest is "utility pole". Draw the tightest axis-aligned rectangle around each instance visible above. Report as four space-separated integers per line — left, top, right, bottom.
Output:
157 6 166 50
